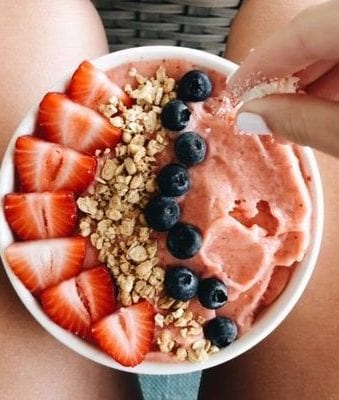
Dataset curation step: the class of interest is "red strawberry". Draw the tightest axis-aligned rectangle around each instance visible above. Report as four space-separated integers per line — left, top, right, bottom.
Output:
40 266 117 338
4 191 77 240
38 93 122 155
67 61 132 109
82 239 99 270
5 237 85 293
15 136 96 193
91 302 155 367
76 266 117 323
41 277 91 338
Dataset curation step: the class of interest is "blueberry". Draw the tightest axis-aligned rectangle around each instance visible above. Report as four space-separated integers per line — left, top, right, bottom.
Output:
175 132 207 166
198 278 228 309
167 223 202 259
144 195 180 232
177 70 212 102
164 267 199 301
157 164 191 197
160 100 191 131
203 317 238 348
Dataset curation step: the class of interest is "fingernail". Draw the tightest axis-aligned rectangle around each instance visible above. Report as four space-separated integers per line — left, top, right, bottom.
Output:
236 112 270 135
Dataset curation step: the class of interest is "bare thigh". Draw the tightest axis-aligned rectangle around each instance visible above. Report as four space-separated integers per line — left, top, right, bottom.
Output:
200 1 339 399
0 2 142 399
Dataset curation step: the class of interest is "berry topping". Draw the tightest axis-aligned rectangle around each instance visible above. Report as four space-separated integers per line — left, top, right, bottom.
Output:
14 136 96 193
198 278 228 309
5 237 85 294
41 266 117 338
74 266 117 323
175 132 207 166
144 195 180 232
160 100 191 131
67 61 133 109
41 277 91 338
38 92 121 155
4 191 77 240
203 317 238 348
164 266 199 301
157 164 191 197
91 302 155 367
177 70 212 102
167 222 202 259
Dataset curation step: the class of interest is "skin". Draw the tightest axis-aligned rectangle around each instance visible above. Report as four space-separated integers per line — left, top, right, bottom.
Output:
0 1 142 399
199 1 339 399
1 1 339 399
230 0 339 157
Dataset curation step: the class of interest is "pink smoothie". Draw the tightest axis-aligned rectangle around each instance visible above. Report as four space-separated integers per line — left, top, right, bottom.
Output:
108 59 312 338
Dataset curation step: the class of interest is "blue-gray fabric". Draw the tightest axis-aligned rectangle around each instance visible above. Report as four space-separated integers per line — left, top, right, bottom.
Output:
139 372 202 400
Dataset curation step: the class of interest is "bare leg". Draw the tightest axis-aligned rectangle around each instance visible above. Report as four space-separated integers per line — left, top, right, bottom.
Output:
200 1 339 399
0 2 142 399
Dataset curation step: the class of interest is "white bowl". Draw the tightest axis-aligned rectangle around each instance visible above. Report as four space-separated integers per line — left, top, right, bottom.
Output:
0 46 324 375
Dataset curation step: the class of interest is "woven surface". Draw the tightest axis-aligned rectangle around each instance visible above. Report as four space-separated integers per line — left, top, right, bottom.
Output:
93 0 241 55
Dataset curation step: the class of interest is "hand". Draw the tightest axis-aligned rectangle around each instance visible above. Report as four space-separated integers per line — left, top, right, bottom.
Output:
229 0 339 158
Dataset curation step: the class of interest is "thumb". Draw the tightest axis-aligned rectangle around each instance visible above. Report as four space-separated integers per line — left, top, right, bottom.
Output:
235 94 339 158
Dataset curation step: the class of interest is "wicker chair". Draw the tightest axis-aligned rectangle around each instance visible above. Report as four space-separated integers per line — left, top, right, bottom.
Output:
93 0 242 56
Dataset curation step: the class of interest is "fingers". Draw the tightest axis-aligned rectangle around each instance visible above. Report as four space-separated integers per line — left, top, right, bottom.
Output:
306 63 339 100
296 60 337 87
224 0 316 64
229 0 339 93
235 94 339 158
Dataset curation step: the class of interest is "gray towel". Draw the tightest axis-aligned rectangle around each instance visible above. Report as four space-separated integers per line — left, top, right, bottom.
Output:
139 372 202 400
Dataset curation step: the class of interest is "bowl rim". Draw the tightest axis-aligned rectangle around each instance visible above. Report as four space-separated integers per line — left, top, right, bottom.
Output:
0 45 324 375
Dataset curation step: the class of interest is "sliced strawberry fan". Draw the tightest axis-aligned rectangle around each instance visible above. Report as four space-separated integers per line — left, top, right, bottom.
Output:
4 59 155 368
67 61 133 109
4 191 77 240
38 93 122 155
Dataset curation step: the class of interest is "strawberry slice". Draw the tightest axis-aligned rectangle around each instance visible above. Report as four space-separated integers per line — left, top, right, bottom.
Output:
41 277 91 338
67 61 132 109
91 302 155 367
40 266 117 338
5 237 85 293
15 136 96 193
76 266 117 323
38 93 122 155
82 239 99 270
4 191 77 240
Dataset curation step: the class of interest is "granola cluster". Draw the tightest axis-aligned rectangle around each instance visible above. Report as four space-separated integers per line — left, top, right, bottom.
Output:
77 66 175 307
77 66 217 362
155 296 219 361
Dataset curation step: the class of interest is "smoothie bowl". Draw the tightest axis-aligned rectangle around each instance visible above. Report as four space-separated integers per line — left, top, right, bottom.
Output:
0 46 323 374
